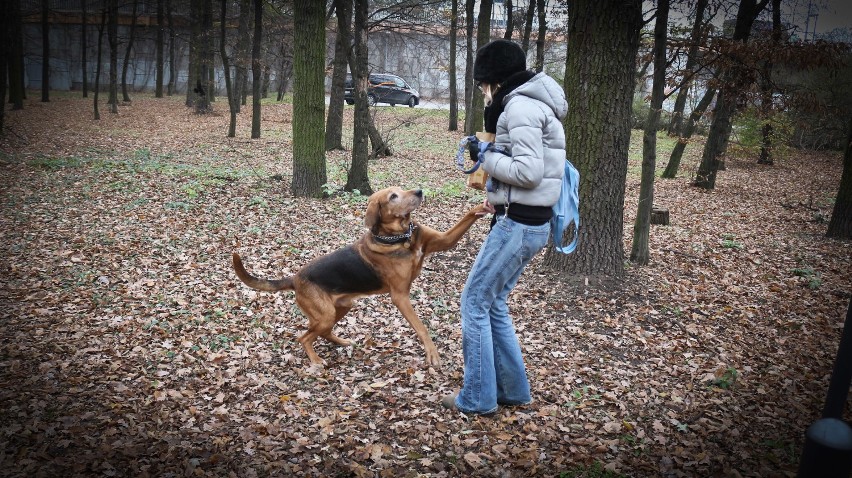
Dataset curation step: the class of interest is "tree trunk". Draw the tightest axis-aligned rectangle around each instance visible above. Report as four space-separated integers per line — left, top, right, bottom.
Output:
107 0 117 113
826 117 852 239
234 0 251 111
467 0 493 135
503 0 514 40
630 0 669 266
345 0 372 195
540 0 643 282
694 0 770 190
534 0 546 72
166 0 175 96
662 86 716 179
758 0 782 165
220 0 237 137
121 0 138 103
186 0 199 106
41 0 50 102
0 2 7 133
195 0 212 114
82 0 89 98
155 0 164 98
325 0 352 151
463 0 475 134
250 0 262 137
291 0 327 197
8 0 24 109
448 0 459 131
521 0 534 54
667 0 707 136
94 7 106 120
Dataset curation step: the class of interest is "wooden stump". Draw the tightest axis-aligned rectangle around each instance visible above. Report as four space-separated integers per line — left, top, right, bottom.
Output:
651 207 670 225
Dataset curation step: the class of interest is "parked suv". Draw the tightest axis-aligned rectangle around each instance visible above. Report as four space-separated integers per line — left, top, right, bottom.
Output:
344 73 419 107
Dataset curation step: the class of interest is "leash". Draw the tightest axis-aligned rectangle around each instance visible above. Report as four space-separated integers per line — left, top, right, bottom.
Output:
455 136 507 174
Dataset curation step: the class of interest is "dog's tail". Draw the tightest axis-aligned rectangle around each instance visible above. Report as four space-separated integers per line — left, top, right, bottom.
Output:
232 253 295 292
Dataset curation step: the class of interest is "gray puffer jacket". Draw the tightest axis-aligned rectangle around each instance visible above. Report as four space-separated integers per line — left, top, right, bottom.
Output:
481 73 568 208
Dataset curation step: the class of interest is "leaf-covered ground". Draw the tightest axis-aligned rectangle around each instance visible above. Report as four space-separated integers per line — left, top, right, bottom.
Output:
1 94 850 477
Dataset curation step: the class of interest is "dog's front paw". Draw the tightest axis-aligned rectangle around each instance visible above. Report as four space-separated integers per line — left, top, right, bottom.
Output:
425 350 442 368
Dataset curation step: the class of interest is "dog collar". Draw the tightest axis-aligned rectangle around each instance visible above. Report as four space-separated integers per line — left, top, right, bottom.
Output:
373 223 416 245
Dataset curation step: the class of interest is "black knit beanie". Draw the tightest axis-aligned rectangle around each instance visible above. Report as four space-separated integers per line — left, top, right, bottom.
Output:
473 40 527 85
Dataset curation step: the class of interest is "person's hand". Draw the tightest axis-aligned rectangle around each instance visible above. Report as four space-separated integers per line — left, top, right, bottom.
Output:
476 199 496 216
468 141 480 165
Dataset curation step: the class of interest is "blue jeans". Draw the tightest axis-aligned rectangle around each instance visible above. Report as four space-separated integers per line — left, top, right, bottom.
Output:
455 215 551 414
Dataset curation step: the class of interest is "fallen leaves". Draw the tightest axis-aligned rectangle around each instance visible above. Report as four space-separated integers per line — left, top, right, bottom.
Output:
0 94 849 477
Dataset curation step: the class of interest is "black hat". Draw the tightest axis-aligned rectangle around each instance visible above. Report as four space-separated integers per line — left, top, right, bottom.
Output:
473 40 527 85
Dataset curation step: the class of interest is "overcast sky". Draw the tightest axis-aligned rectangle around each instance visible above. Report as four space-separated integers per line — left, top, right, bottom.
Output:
808 0 852 33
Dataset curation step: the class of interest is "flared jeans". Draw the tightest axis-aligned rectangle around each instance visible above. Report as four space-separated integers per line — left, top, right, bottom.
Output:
455 215 550 414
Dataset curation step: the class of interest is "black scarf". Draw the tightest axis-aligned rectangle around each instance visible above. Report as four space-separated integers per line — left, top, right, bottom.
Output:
483 70 536 134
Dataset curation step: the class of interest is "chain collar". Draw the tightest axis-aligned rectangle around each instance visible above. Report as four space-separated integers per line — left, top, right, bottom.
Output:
372 222 416 245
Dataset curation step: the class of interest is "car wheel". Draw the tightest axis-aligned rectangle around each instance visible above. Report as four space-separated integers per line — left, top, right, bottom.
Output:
407 96 417 108
367 94 377 106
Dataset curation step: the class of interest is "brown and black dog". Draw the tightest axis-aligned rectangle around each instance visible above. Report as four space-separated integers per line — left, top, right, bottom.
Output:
232 187 485 367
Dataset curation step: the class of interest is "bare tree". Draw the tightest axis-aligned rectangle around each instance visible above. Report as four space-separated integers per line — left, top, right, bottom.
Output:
667 0 709 136
503 0 514 39
8 0 25 109
155 0 164 97
107 0 117 113
81 0 89 98
826 116 852 239
694 0 770 189
345 0 372 195
121 0 138 102
534 0 546 72
250 0 261 136
467 0 493 135
463 0 474 133
166 0 176 95
541 0 643 282
41 0 49 102
448 0 459 131
630 0 670 266
326 0 352 151
94 5 106 120
220 0 237 137
291 0 327 197
521 0 534 54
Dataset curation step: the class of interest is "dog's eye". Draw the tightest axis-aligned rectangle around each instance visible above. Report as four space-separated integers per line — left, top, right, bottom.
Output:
389 193 398 200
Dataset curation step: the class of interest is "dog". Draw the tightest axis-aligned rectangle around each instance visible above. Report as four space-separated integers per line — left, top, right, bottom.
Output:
232 187 485 367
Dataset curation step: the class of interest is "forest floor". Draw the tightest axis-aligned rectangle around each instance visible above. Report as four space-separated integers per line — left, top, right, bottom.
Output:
0 93 850 478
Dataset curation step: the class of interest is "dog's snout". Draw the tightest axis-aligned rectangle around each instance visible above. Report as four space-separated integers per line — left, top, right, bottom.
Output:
414 189 423 198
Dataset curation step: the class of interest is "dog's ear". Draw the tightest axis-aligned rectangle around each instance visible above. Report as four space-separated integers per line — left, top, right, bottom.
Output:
364 197 381 233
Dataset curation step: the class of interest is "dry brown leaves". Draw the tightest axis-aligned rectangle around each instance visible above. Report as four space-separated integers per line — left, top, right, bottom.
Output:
0 93 850 477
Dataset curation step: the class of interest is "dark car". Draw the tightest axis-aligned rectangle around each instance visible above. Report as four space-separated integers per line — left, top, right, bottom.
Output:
344 73 420 107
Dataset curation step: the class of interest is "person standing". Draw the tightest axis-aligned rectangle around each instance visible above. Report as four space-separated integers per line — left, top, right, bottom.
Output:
442 40 568 415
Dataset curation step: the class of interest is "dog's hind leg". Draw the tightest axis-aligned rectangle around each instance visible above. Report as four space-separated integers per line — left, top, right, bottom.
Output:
295 293 337 365
323 305 353 346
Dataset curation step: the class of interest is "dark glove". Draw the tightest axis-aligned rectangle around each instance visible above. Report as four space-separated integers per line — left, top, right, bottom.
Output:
468 140 480 165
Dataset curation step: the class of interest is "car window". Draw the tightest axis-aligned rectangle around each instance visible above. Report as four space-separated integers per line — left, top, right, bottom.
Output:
393 77 406 88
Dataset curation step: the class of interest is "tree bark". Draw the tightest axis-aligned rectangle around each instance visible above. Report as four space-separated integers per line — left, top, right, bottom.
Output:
41 0 50 102
166 0 175 96
234 0 251 111
8 0 24 109
540 0 643 282
534 0 546 72
826 117 852 239
0 2 7 132
155 0 164 98
345 0 372 195
467 0 493 135
521 0 534 54
186 0 199 106
630 0 669 266
121 0 138 103
82 0 89 98
662 86 716 179
462 0 475 134
757 0 782 165
448 0 459 131
94 7 106 120
325 0 352 151
195 0 212 114
503 0 514 40
694 0 770 189
249 0 262 136
667 0 707 136
107 0 117 113
220 0 237 137
291 0 327 197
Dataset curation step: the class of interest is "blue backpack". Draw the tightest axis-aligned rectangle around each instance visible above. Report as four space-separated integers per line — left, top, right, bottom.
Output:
551 160 580 254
